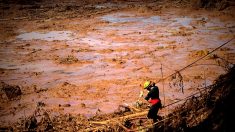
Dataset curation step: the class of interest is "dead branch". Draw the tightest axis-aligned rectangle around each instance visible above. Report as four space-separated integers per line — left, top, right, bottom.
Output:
90 111 148 125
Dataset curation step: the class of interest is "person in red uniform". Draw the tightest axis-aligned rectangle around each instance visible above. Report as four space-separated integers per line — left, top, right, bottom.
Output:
143 81 162 123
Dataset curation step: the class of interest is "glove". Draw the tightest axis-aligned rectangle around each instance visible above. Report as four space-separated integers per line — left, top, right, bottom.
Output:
139 91 144 98
136 100 143 108
147 104 151 108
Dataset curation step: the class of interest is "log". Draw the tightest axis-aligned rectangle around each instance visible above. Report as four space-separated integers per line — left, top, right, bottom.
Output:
128 105 141 112
90 111 148 125
113 120 131 132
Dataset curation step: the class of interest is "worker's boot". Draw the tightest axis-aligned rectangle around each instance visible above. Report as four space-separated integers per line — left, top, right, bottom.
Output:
157 115 163 120
153 118 157 124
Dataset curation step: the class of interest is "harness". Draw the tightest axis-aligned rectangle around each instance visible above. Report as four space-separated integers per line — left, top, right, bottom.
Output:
149 98 160 105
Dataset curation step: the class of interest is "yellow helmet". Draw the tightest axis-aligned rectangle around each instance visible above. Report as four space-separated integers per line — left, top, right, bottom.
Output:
144 81 151 89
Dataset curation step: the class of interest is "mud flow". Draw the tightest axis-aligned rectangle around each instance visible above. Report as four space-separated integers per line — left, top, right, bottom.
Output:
0 0 235 127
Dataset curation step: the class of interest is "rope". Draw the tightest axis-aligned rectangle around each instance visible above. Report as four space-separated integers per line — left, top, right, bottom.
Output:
156 37 234 84
160 63 166 132
163 85 208 108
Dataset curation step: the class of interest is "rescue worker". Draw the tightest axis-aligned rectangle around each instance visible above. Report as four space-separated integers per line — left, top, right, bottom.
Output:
143 80 162 123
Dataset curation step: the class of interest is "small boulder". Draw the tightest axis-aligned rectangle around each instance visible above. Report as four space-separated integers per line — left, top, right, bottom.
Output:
1 82 22 100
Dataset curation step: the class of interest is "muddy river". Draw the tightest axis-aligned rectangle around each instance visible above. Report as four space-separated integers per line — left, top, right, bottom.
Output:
0 3 234 125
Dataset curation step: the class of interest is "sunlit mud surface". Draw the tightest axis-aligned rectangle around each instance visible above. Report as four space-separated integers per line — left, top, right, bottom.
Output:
0 2 234 125
16 31 75 41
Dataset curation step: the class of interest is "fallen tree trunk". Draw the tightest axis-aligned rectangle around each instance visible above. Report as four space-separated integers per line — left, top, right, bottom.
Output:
90 111 148 125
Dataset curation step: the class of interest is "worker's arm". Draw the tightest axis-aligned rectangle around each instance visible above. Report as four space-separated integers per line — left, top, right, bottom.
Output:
144 90 152 101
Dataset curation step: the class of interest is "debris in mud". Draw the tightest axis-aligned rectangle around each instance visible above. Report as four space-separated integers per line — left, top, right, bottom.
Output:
171 29 193 36
208 53 219 59
0 127 13 132
58 55 79 64
123 119 133 128
59 104 71 107
62 82 70 86
37 101 46 107
193 75 203 79
34 85 48 93
13 107 89 131
112 58 126 65
169 71 184 93
114 105 131 114
81 103 86 108
0 82 22 100
15 109 52 131
181 0 230 10
190 49 209 57
24 116 37 130
215 57 233 71
71 48 94 53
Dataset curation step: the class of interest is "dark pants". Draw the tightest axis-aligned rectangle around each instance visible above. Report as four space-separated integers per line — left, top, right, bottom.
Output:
147 103 161 123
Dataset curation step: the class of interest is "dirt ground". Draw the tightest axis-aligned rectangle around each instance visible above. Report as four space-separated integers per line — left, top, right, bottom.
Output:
0 0 235 128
